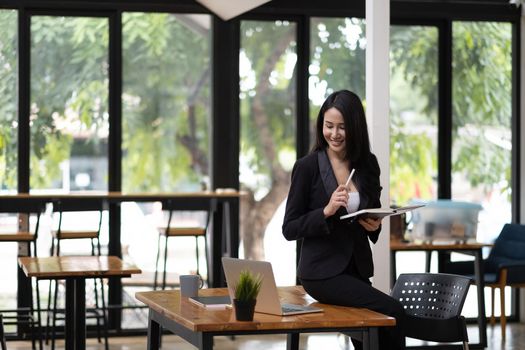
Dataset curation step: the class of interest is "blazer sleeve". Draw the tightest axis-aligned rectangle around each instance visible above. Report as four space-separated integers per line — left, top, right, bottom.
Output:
282 159 331 241
365 154 382 244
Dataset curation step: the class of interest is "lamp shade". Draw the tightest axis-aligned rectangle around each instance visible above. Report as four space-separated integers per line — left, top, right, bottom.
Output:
196 0 271 21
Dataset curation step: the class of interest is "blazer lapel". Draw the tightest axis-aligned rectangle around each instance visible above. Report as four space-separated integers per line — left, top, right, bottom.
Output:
318 150 338 199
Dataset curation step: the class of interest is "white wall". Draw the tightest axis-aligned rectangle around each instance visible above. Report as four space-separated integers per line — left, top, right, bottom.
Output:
519 5 525 322
366 0 391 293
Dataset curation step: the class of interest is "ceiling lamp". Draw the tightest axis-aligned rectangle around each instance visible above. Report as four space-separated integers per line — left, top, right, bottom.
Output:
196 0 271 21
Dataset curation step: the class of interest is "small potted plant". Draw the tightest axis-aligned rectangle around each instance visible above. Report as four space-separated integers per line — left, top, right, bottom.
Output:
233 269 263 321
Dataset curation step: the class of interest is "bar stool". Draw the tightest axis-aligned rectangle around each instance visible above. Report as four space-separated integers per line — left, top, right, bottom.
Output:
0 198 45 350
154 198 216 290
47 198 108 350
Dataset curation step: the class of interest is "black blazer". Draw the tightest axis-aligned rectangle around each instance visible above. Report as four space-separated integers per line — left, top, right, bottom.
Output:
282 149 382 280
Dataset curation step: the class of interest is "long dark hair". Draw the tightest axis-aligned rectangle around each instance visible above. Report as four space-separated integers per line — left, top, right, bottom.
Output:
312 90 381 207
312 90 371 165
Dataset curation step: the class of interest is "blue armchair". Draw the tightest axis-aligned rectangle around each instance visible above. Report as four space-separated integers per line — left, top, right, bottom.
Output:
439 223 525 340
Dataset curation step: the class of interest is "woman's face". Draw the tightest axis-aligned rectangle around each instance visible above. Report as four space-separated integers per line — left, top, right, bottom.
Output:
323 107 346 156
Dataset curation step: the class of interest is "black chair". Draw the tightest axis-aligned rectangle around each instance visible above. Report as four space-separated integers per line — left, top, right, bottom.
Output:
154 198 216 290
391 273 471 349
47 198 108 350
439 223 525 340
0 198 45 350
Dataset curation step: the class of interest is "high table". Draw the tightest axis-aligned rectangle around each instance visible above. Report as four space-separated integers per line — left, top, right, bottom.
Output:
18 256 141 350
5 190 241 288
135 286 395 350
390 240 493 349
4 191 241 330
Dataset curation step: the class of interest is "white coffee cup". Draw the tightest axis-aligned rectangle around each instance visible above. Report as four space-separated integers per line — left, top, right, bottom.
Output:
180 275 203 297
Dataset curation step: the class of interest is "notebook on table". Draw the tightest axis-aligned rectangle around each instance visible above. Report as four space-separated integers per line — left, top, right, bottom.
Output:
189 295 231 310
221 257 323 316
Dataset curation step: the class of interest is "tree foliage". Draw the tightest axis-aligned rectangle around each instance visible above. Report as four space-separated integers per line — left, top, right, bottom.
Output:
0 10 18 189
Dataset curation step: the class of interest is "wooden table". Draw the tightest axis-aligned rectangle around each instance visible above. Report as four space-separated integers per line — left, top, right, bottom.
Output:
135 286 395 350
390 240 493 349
18 256 141 350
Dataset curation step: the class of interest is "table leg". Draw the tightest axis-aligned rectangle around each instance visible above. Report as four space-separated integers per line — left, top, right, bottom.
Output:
211 202 223 288
65 278 86 350
425 251 432 272
362 328 379 350
147 310 161 350
473 249 487 347
390 250 397 287
196 333 213 350
286 333 299 350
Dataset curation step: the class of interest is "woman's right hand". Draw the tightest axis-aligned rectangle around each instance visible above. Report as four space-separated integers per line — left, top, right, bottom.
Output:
323 185 348 218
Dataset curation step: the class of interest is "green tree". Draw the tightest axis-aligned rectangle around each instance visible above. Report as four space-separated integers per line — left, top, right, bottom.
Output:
390 22 512 201
0 10 18 189
30 16 109 189
122 13 211 192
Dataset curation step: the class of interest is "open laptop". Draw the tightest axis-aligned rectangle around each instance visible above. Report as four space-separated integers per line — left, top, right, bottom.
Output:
221 257 323 316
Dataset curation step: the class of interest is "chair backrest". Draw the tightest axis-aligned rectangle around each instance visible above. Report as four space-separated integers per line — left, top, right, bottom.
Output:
52 198 107 234
0 198 46 236
391 273 471 319
488 223 525 262
162 198 217 230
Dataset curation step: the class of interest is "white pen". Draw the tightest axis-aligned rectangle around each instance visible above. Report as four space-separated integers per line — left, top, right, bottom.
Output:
345 168 355 187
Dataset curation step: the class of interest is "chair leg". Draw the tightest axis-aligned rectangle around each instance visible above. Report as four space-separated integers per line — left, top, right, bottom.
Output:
0 314 7 350
154 234 162 290
195 236 201 277
490 286 495 326
203 235 210 287
463 340 470 350
499 285 506 341
162 235 169 290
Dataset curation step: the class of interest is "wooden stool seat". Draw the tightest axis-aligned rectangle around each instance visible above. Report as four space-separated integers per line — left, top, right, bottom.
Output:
0 232 35 242
160 227 206 237
52 230 99 239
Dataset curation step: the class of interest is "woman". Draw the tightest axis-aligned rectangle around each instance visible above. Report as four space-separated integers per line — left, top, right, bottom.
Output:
282 90 405 349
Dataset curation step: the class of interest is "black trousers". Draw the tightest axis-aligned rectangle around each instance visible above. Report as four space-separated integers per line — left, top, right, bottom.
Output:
300 261 406 350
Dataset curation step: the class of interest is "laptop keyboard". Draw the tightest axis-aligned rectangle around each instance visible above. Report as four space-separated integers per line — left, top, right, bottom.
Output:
281 304 304 313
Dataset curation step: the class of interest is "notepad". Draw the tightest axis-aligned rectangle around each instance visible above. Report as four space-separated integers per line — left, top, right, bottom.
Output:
189 295 231 310
340 204 425 220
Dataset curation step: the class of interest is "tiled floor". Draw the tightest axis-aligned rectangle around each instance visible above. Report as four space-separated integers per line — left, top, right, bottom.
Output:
6 322 525 349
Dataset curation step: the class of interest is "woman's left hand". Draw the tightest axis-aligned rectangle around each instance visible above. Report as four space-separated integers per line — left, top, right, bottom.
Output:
358 217 382 232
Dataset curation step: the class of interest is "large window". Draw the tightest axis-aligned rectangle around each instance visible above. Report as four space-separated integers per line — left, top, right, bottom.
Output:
239 20 297 284
390 25 438 205
122 13 212 193
29 16 109 192
452 21 513 318
451 21 512 244
120 12 212 328
0 10 18 310
0 10 17 192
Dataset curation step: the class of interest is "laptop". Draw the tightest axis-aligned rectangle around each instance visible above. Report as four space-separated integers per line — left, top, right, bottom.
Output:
221 257 323 316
